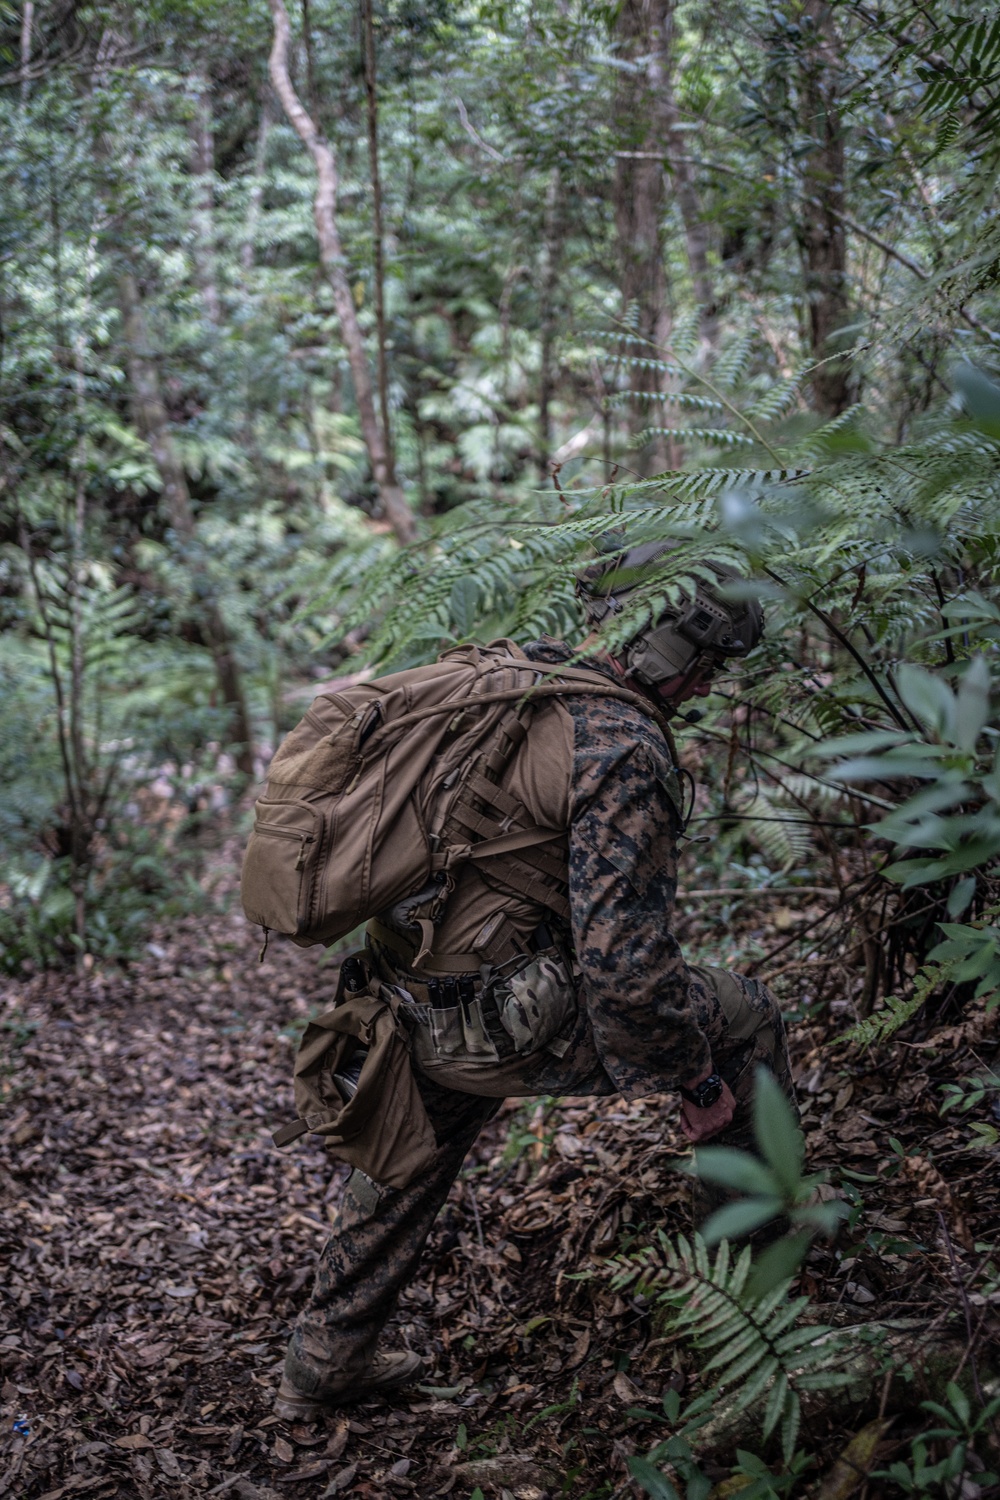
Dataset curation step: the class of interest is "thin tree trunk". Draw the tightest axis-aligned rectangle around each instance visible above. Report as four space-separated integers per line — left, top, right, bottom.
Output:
301 0 320 121
190 70 221 326
268 0 416 544
20 1 34 108
68 234 100 960
537 164 563 478
241 93 273 273
118 272 255 777
613 0 675 474
361 0 394 485
796 0 853 417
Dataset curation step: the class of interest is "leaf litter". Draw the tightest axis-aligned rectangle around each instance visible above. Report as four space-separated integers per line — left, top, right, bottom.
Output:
1 865 998 1497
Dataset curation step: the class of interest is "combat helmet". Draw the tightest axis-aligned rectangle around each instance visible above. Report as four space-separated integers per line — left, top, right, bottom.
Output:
578 541 764 690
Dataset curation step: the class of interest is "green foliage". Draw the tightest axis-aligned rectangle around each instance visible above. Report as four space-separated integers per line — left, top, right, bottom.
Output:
938 1069 1000 1115
627 1425 814 1500
842 989 928 1049
688 1070 847 1296
613 1232 851 1471
874 1383 1000 1495
821 643 1000 1040
937 1069 1000 1151
1 0 998 1013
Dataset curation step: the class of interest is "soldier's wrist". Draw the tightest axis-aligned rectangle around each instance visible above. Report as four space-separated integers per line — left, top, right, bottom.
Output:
679 1062 715 1092
678 1070 724 1109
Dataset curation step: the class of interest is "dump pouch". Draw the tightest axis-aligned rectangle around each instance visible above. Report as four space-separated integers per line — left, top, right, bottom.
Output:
273 956 437 1191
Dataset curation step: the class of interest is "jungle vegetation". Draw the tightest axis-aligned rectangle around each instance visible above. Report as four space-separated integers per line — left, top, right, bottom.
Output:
1 0 999 1493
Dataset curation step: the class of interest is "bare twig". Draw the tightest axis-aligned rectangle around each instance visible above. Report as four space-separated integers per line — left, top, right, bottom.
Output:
681 886 838 898
828 207 996 339
454 97 506 161
362 0 394 484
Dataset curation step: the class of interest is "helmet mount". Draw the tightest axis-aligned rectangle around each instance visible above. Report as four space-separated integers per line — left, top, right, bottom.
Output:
577 541 764 695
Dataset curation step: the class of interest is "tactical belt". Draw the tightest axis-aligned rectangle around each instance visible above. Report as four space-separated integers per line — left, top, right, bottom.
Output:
365 932 518 1060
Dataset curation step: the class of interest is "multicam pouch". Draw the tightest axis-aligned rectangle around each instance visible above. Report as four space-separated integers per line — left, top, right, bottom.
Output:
425 993 500 1061
489 947 577 1058
406 945 578 1093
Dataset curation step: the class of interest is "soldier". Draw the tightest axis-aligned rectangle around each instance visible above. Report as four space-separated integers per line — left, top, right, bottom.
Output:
272 545 796 1420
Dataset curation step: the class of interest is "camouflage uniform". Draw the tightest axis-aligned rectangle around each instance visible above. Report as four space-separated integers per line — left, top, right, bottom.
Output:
283 641 795 1398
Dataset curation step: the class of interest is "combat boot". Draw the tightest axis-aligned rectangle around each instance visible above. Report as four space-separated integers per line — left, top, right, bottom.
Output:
274 1348 426 1420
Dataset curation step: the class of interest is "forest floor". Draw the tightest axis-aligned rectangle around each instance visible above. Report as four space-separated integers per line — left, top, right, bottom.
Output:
1 843 999 1500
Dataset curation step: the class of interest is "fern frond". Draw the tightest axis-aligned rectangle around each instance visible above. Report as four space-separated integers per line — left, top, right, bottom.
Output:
613 1233 850 1465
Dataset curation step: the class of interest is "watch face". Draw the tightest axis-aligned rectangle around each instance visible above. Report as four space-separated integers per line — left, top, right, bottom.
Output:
697 1075 723 1107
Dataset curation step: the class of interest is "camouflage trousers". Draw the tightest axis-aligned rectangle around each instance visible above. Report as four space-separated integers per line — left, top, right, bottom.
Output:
283 968 794 1396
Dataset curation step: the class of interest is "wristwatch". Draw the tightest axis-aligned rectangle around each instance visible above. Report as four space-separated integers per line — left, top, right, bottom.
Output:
679 1072 724 1108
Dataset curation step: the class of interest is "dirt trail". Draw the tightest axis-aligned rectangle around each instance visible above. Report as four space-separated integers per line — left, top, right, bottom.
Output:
1 891 998 1498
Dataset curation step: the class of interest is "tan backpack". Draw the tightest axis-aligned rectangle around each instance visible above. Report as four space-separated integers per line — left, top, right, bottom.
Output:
241 639 671 958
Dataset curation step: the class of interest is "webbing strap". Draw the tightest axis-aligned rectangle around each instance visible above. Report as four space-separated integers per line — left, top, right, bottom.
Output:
450 803 507 843
430 824 564 869
367 918 483 974
465 769 522 818
273 1119 309 1147
499 839 567 883
363 676 673 748
481 857 571 920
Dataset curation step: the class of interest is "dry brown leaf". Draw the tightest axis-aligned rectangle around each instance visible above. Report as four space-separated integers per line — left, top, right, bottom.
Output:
816 1418 894 1500
155 1448 182 1477
612 1370 641 1404
322 1463 359 1496
325 1424 350 1460
902 1155 974 1249
275 1459 330 1483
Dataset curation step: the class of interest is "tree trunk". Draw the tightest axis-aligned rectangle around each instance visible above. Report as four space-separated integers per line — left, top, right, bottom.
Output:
189 69 221 326
267 0 417 544
118 272 255 778
537 164 563 478
796 0 853 418
361 0 394 487
613 0 675 475
20 1 34 107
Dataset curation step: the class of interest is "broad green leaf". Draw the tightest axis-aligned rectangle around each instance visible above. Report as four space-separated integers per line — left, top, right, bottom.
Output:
752 1069 804 1195
762 1372 790 1441
953 656 992 752
700 1198 784 1246
449 576 480 637
746 1231 812 1299
690 1148 781 1197
955 362 1000 437
896 663 956 738
947 877 977 917
946 1381 971 1427
833 750 948 783
627 1455 681 1500
735 1451 773 1480
813 730 909 758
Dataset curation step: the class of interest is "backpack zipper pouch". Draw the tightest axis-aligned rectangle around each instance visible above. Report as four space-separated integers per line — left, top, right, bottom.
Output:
241 797 325 937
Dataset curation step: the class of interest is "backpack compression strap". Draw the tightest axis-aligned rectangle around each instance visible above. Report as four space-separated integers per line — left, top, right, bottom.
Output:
373 663 682 973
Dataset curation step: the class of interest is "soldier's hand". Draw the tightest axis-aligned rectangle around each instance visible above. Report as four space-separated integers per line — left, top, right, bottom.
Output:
679 1079 736 1143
